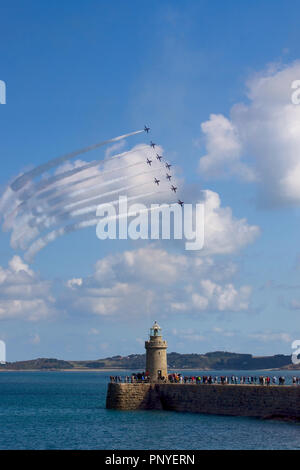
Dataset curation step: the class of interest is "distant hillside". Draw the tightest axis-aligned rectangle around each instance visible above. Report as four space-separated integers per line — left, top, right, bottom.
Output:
166 351 293 370
0 358 74 370
0 351 296 371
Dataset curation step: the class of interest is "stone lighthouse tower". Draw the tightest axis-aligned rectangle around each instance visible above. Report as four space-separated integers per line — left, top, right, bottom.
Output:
145 321 168 382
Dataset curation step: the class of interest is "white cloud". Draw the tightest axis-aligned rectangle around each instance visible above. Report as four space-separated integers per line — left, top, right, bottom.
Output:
200 190 260 255
194 280 251 311
248 332 292 343
0 256 55 321
67 278 83 289
8 255 34 276
65 246 253 318
199 114 255 181
0 184 258 322
172 328 206 342
94 247 188 286
198 60 300 206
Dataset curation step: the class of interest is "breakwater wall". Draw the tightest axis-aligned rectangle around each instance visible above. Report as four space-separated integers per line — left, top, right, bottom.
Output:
106 383 300 420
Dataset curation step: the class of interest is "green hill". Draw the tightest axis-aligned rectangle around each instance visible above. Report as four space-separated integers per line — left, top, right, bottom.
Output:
0 358 74 370
0 351 295 370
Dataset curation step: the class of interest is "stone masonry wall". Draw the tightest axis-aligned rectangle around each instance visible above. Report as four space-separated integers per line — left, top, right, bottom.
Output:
106 383 300 420
106 383 163 410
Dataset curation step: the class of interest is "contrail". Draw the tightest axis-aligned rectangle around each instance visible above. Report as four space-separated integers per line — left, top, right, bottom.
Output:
11 159 146 223
10 129 144 192
98 202 174 224
30 179 156 231
34 188 167 232
18 145 149 203
35 167 160 217
13 180 156 247
35 160 145 202
34 182 169 232
5 145 149 225
70 189 166 218
46 166 162 208
24 190 171 262
10 164 166 248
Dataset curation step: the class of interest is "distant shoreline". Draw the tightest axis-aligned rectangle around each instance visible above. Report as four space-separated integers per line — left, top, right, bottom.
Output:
0 368 126 372
0 351 298 372
0 367 299 372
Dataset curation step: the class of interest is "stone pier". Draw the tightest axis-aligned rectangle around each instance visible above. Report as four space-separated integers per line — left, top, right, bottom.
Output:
106 382 300 420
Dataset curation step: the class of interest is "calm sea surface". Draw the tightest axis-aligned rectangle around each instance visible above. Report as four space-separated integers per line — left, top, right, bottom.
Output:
0 370 299 450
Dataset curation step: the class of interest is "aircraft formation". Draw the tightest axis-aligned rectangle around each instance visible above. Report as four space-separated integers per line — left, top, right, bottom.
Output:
3 125 183 261
144 125 183 207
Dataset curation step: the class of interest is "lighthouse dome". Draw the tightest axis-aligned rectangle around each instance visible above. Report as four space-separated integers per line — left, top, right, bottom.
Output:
150 321 162 337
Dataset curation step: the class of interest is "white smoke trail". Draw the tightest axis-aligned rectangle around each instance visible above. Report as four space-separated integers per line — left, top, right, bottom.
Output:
9 158 167 250
34 178 158 229
35 160 145 202
40 167 160 218
45 166 162 208
3 135 176 258
4 145 150 229
13 180 156 248
24 190 170 262
99 201 174 224
17 145 149 203
70 189 163 218
10 129 144 192
35 189 166 232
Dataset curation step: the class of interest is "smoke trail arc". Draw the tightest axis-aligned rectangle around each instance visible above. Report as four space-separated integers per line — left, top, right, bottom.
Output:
13 175 163 249
24 190 170 262
45 167 161 209
12 181 148 248
18 145 149 203
2 129 178 262
31 181 152 231
34 188 166 233
8 146 149 224
10 129 144 192
35 160 145 203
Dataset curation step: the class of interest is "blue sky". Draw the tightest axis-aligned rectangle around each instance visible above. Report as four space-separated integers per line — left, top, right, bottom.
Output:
0 0 300 361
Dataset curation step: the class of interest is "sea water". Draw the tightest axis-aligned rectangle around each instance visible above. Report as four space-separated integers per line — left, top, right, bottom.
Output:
0 370 299 450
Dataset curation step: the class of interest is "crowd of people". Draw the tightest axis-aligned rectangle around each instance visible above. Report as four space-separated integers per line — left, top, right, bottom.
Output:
166 373 300 385
110 373 150 383
109 373 300 385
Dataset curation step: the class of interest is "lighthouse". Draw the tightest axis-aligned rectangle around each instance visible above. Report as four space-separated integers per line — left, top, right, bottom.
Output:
145 321 168 382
